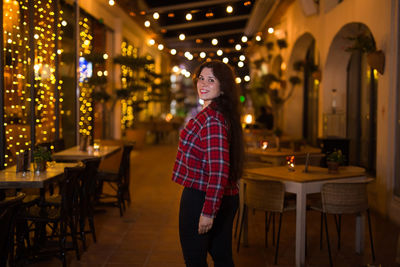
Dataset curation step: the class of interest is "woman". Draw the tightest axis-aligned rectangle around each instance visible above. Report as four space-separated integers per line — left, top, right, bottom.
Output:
172 60 244 267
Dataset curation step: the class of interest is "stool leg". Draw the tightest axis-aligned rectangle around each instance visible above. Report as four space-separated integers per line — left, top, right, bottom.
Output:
324 213 333 267
367 209 376 262
274 213 283 265
237 205 247 252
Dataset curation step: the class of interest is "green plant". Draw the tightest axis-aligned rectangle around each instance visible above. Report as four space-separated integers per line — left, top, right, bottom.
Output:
326 149 344 165
33 146 52 162
345 33 376 53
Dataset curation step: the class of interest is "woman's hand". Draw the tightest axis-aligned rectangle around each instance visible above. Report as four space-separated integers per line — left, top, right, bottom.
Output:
198 215 214 234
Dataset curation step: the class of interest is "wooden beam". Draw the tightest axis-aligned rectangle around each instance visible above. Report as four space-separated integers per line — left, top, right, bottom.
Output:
147 0 242 13
164 29 245 42
163 15 250 31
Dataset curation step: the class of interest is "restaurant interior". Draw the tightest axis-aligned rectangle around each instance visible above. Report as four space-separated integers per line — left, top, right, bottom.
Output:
1 0 400 266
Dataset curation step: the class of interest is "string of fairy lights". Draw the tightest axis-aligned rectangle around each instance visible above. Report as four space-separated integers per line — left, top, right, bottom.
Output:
3 0 64 167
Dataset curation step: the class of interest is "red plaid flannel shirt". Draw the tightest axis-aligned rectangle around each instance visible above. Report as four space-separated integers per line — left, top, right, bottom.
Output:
172 104 239 218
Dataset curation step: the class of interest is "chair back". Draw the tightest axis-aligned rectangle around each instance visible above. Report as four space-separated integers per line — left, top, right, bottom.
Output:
321 182 369 214
62 167 84 220
0 192 25 266
243 178 285 213
81 158 101 215
119 144 134 183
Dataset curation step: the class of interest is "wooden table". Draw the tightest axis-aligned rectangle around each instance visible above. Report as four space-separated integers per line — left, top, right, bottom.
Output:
52 145 121 161
242 165 368 267
246 146 323 166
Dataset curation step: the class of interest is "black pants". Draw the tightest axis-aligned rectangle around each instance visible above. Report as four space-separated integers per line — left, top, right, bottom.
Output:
179 187 239 267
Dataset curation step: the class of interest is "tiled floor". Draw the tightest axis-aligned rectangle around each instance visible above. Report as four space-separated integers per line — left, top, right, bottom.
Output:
30 145 399 266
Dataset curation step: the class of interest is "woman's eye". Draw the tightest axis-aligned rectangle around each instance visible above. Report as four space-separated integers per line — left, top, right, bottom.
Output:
208 79 214 83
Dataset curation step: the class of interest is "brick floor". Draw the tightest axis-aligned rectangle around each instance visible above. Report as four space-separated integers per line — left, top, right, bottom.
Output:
30 145 399 266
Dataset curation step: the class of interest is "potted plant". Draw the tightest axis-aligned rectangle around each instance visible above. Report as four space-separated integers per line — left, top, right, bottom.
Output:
326 149 344 173
33 146 52 172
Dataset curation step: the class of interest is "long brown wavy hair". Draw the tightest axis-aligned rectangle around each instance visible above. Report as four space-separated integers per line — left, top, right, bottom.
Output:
194 60 244 182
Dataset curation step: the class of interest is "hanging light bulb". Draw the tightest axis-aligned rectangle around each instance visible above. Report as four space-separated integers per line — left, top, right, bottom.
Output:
200 52 206 58
235 44 242 51
226 5 233 13
239 55 246 61
158 44 164 50
153 12 160 20
148 39 155 46
241 36 248 42
179 34 185 41
170 49 177 55
186 13 192 21
108 0 115 6
217 49 223 56
144 20 151 27
211 38 218 45
222 57 229 64
255 35 262 42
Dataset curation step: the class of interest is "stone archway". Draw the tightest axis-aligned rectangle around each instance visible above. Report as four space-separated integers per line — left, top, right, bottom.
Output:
324 22 377 173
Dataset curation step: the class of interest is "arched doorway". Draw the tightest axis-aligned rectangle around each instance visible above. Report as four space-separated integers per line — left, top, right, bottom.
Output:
287 33 319 145
324 23 377 174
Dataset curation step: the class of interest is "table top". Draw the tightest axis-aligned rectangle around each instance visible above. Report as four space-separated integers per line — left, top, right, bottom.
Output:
244 165 366 183
246 146 322 157
0 162 77 189
52 145 121 161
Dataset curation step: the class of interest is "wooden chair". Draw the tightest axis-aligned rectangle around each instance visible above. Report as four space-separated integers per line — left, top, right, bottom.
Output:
237 179 294 264
311 181 375 267
79 158 101 250
96 144 134 216
0 192 25 267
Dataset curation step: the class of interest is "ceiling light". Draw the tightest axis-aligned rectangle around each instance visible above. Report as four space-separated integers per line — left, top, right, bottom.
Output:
206 11 214 17
140 11 146 15
184 72 191 78
235 77 242 84
238 61 244 68
226 5 233 13
217 49 223 56
148 39 155 46
186 13 192 21
196 39 203 44
235 44 241 51
211 38 218 45
222 57 229 64
158 44 164 50
168 13 175 18
179 34 185 41
108 0 115 6
244 1 251 6
170 49 177 55
255 35 262 42
61 20 67 26
103 53 109 60
268 27 274 34
241 36 248 42
144 20 150 27
239 55 245 61
153 12 160 20
244 75 250 82
200 52 206 58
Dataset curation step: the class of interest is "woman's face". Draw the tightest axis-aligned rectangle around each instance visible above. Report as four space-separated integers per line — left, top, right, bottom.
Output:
197 67 221 106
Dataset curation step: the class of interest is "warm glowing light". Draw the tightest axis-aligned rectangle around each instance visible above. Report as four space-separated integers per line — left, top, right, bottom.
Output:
179 33 185 41
238 61 244 68
61 20 67 26
268 27 274 34
244 75 250 82
97 71 103 76
244 114 253 124
103 53 109 60
226 5 233 13
281 62 287 71
184 71 191 78
235 77 242 83
34 34 39 39
255 35 262 41
144 20 150 27
186 13 192 20
200 52 206 58
211 38 218 45
172 66 180 73
235 44 241 51
262 141 268 150
153 12 160 20
241 36 248 42
217 49 223 56
158 44 164 50
222 57 229 64
239 55 245 61
170 49 177 55
148 39 155 46
108 0 115 6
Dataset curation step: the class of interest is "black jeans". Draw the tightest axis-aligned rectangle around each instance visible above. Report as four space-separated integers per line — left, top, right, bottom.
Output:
179 187 239 267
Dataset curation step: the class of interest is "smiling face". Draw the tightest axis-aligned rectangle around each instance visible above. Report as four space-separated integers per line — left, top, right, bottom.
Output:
197 67 221 107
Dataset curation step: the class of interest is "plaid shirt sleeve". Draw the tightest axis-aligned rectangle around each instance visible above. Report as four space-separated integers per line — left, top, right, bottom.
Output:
199 116 230 218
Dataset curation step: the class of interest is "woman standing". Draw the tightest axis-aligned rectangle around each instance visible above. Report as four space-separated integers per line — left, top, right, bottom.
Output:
172 60 244 267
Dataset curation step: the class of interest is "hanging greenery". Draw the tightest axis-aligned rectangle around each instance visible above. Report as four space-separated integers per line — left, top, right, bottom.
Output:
113 55 154 68
83 52 106 64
